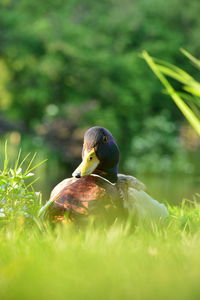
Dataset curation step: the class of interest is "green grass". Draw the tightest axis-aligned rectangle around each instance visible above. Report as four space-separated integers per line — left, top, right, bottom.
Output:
1 204 200 300
1 147 200 300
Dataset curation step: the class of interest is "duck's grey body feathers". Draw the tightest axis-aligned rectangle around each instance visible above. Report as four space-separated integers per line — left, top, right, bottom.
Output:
116 174 168 223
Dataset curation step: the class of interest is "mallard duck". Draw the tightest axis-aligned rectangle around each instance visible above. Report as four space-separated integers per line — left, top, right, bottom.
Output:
39 126 168 224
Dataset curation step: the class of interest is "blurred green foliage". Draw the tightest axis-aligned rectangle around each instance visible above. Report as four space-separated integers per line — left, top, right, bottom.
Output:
0 0 200 179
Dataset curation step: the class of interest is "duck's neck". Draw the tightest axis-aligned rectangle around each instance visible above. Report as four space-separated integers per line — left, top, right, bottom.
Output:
94 165 118 184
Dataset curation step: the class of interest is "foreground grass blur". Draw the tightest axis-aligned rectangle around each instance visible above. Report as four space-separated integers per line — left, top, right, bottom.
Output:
1 202 200 300
0 147 200 299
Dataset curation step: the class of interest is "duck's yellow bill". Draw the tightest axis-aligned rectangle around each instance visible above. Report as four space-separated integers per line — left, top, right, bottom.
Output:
72 148 100 178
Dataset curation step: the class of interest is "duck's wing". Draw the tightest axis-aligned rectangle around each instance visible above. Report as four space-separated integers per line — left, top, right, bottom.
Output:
117 174 168 223
117 174 146 191
125 188 168 223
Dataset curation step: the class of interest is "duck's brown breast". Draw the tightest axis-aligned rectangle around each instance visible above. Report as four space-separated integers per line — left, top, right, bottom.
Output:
47 175 122 223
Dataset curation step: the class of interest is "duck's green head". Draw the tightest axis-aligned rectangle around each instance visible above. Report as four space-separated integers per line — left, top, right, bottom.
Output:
72 126 120 183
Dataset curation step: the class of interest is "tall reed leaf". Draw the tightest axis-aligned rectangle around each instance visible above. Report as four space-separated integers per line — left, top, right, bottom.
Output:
142 50 200 136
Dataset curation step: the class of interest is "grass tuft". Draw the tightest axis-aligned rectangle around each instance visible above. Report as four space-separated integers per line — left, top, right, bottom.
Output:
0 144 43 227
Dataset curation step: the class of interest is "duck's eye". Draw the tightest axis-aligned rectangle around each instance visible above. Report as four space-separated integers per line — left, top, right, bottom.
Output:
89 156 93 161
102 135 108 143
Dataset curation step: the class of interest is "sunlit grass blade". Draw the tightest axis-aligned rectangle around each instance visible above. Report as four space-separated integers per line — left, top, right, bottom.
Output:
181 48 200 69
14 148 22 171
24 152 37 174
164 91 200 118
25 158 47 175
38 197 54 217
3 140 9 172
176 92 200 108
142 51 200 135
156 59 200 96
183 85 200 97
18 152 31 169
26 177 40 189
154 58 194 83
158 65 193 85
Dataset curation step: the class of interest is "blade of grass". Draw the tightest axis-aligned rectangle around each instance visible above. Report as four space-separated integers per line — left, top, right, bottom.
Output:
25 159 47 175
18 152 31 169
142 51 200 135
25 153 37 175
183 85 200 97
164 91 200 109
14 148 22 171
158 65 193 85
154 58 194 82
3 141 9 172
26 177 40 189
181 49 200 69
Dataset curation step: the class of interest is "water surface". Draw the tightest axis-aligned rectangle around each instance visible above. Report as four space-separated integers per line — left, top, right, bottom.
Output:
139 174 200 205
